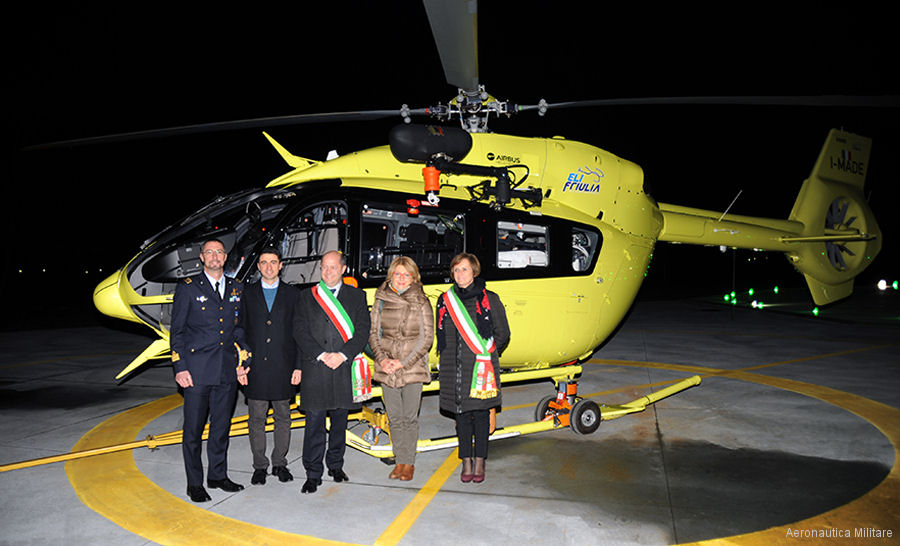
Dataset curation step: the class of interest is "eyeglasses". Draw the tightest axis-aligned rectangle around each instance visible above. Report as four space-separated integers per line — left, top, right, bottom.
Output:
203 249 225 256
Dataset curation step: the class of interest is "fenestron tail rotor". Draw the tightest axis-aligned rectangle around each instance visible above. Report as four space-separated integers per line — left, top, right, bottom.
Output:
824 197 858 271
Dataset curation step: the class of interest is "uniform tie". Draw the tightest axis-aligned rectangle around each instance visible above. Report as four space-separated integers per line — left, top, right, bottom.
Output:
215 281 222 301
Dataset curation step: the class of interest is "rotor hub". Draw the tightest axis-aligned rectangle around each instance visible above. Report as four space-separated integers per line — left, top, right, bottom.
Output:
422 85 519 133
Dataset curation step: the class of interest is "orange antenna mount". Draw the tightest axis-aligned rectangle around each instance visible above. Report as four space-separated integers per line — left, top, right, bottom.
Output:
422 166 441 205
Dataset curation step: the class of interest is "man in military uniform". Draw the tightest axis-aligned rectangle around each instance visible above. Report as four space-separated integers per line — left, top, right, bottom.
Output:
171 238 247 503
293 250 370 494
238 247 302 485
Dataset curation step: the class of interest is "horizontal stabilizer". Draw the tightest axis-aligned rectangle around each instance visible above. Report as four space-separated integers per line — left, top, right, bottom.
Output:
780 233 875 243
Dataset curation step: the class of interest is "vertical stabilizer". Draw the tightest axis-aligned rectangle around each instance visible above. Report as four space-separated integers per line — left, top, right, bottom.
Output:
787 130 881 305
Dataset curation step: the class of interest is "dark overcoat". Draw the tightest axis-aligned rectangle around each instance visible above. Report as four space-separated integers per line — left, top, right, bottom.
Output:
437 288 509 414
293 284 370 411
240 281 302 401
170 274 245 385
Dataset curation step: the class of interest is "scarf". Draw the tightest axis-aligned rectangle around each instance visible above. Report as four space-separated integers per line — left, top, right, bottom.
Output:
436 277 494 352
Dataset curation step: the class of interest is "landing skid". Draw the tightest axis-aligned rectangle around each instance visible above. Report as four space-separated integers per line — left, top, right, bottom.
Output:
346 368 701 458
0 369 699 471
534 375 702 433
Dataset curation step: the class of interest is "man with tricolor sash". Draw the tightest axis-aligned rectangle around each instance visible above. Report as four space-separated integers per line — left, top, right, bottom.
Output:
292 251 371 494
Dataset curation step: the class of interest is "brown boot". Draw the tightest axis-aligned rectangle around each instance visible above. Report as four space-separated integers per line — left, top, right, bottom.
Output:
460 457 474 483
399 464 415 481
389 464 403 479
472 457 485 483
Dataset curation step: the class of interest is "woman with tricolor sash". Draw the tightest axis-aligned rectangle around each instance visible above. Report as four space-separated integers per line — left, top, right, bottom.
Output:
369 256 434 482
436 253 510 483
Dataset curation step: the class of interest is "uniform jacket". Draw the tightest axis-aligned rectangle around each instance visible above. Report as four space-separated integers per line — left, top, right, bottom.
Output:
369 281 434 389
239 280 302 401
170 274 245 385
293 283 371 411
437 283 510 414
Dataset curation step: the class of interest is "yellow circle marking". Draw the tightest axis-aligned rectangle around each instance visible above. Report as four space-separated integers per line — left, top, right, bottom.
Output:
66 341 898 545
66 394 358 545
586 348 900 545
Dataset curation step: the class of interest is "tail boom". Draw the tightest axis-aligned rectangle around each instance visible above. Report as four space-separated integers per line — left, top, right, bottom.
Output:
657 129 881 306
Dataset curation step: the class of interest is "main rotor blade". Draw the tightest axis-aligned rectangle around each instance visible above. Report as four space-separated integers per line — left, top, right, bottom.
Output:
520 95 900 111
423 0 479 91
23 109 414 151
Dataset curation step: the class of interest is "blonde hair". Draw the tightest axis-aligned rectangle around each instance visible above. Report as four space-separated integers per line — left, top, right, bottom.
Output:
387 256 421 284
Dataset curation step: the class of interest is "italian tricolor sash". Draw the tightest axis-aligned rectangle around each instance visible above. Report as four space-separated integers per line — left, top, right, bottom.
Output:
312 281 372 402
443 287 498 399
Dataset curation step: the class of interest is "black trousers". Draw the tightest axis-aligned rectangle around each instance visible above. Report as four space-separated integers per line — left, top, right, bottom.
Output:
456 409 490 459
182 381 238 486
302 408 348 479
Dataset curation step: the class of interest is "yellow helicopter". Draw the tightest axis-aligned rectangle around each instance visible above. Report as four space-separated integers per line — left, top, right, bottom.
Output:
76 1 883 445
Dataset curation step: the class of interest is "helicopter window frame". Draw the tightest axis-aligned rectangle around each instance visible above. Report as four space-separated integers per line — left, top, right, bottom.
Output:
496 220 550 270
127 187 292 330
224 201 291 279
273 200 349 287
357 201 465 287
477 205 602 281
571 225 601 274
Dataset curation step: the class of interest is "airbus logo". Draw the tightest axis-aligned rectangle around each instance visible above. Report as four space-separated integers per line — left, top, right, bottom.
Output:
486 152 520 163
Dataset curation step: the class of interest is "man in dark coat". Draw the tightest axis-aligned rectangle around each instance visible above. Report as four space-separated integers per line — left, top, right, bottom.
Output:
170 238 247 503
292 250 370 494
238 247 302 486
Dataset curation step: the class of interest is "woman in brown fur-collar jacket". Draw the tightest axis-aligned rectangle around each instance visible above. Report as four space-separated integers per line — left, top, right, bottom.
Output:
369 256 434 482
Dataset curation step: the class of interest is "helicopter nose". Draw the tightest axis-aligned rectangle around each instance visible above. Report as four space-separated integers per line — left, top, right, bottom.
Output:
93 270 138 323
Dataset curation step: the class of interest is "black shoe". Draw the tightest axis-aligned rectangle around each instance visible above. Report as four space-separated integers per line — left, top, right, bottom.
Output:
327 468 349 482
272 466 294 483
251 468 267 485
207 478 245 492
301 478 322 494
187 485 211 503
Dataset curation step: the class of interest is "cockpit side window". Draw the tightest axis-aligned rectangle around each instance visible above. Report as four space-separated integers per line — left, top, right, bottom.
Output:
128 190 289 330
571 226 600 272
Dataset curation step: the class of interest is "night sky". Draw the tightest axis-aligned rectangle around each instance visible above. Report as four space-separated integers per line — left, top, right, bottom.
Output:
5 3 899 328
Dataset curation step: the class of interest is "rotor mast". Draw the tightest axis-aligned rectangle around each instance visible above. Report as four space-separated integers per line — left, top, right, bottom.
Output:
421 0 519 133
